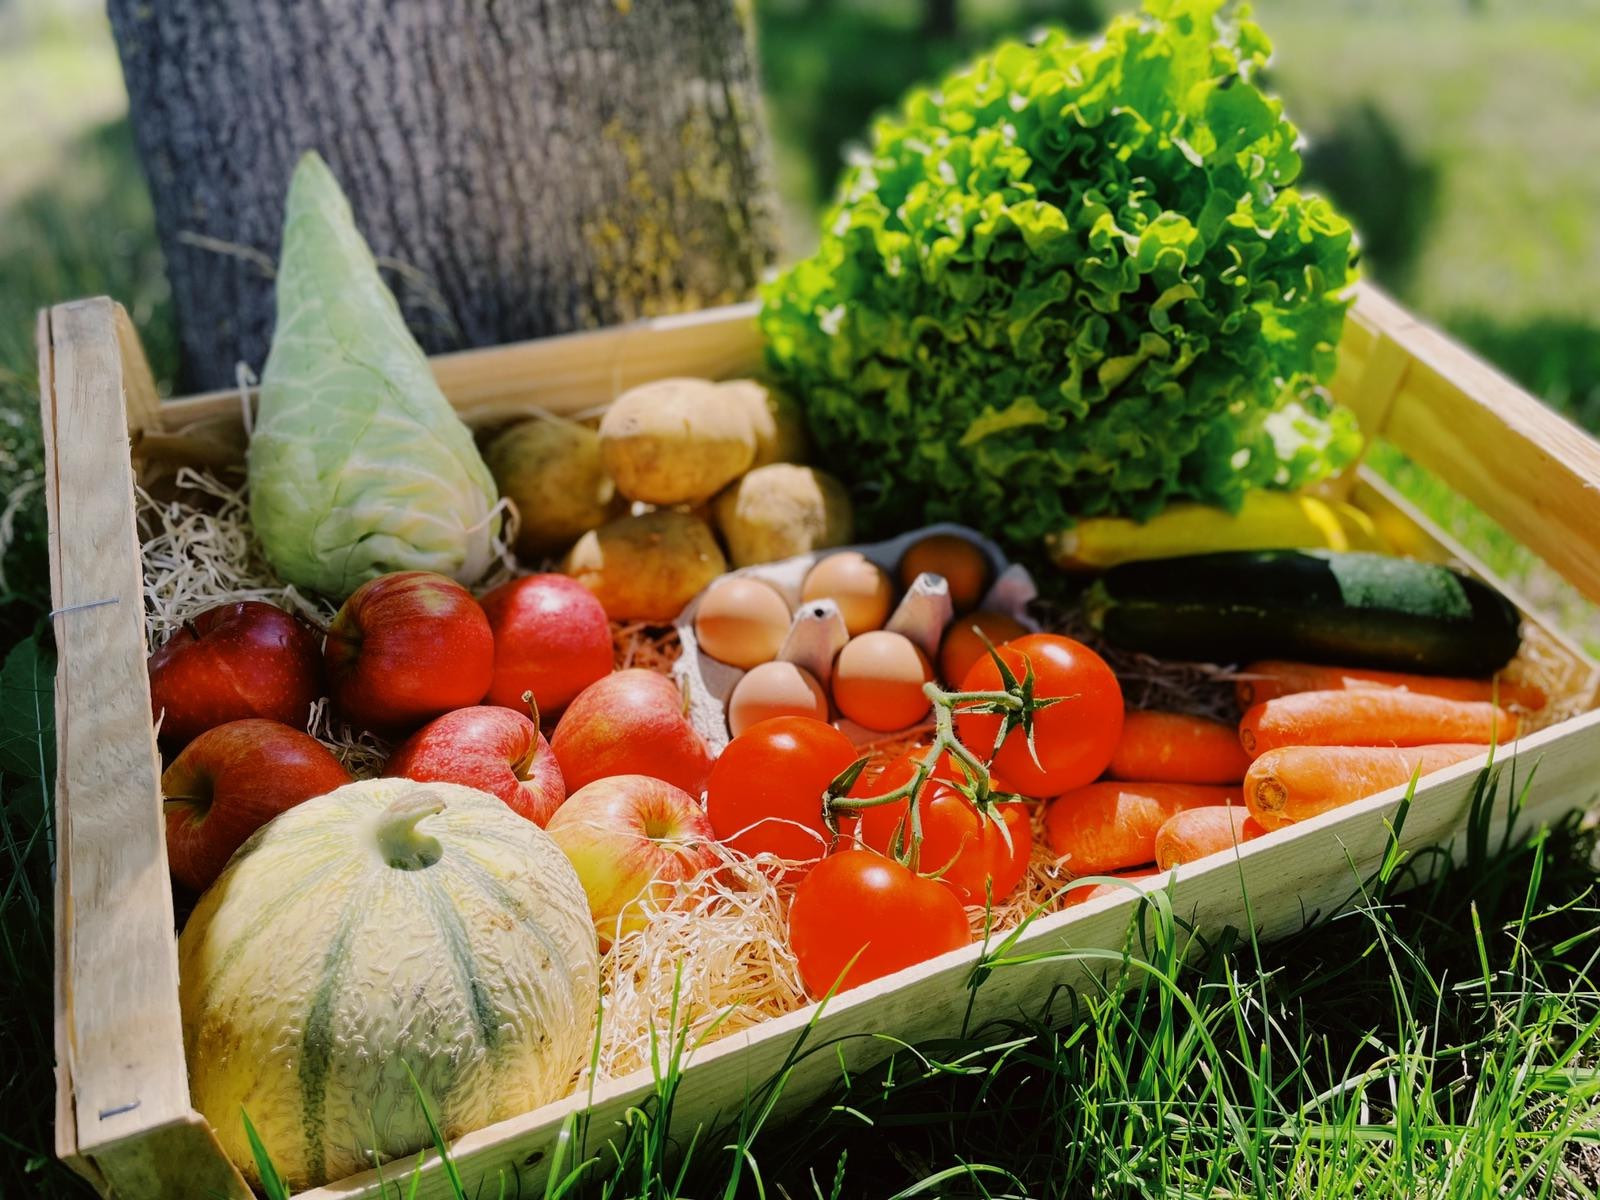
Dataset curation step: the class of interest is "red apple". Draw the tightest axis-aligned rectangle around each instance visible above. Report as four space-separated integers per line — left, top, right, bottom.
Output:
163 718 352 892
480 574 612 714
323 571 494 731
148 601 322 748
551 668 712 796
545 774 717 945
384 705 566 825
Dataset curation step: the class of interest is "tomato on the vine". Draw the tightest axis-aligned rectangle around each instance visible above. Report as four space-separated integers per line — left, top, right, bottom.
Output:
704 716 858 862
955 634 1123 798
850 750 1032 905
787 849 971 997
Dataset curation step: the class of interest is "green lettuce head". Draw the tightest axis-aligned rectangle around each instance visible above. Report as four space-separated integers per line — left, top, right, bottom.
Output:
248 152 499 599
760 0 1362 547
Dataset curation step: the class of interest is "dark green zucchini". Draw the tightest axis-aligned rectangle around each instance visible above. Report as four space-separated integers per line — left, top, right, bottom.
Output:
1082 550 1522 675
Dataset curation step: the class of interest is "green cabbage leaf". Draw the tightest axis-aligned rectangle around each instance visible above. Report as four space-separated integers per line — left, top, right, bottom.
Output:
760 0 1361 547
247 152 499 599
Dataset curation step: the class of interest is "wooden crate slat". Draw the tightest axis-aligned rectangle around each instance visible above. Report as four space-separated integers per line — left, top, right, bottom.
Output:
42 299 252 1199
297 714 1600 1200
1350 471 1598 702
155 301 765 431
1350 286 1600 605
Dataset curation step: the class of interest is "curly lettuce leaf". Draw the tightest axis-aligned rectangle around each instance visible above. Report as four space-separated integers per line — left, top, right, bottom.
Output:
248 152 499 599
760 0 1360 547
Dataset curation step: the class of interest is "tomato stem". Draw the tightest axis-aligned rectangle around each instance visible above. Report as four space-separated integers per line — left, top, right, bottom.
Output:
822 673 1044 875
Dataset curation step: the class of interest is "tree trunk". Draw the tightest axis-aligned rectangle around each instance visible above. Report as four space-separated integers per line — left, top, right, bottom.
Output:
108 0 780 389
922 0 958 37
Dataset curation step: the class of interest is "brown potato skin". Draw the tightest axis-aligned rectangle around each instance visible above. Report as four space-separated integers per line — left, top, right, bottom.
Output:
712 464 854 567
599 379 756 506
562 510 728 622
718 379 809 468
486 417 624 560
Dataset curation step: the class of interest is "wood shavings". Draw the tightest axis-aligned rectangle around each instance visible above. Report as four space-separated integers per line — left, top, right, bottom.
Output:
137 468 333 652
588 844 805 1082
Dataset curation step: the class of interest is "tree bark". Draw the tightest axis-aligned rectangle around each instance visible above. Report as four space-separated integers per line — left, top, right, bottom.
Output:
108 0 780 389
922 0 958 37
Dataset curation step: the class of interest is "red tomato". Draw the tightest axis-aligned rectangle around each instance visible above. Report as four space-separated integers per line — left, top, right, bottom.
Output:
788 849 971 997
955 634 1123 798
704 717 859 862
851 751 1032 905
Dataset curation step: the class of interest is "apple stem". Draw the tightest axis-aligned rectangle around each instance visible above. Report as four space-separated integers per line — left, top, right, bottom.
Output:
183 618 201 640
521 690 542 729
377 791 446 870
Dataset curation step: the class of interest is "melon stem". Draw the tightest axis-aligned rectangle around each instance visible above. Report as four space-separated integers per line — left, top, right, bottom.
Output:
378 792 446 870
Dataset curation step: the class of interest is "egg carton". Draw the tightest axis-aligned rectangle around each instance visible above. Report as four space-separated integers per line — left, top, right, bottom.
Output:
671 523 1038 755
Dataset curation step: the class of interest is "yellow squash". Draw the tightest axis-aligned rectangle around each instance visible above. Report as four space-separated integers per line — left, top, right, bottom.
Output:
1045 491 1381 571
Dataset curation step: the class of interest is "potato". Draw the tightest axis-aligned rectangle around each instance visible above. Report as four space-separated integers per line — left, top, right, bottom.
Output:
562 510 728 622
718 379 808 467
712 464 854 567
485 416 624 559
599 378 756 506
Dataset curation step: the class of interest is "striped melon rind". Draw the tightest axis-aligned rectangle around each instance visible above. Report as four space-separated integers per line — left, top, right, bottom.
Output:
178 777 599 1191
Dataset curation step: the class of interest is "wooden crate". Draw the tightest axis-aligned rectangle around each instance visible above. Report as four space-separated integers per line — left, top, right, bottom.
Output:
41 284 1600 1200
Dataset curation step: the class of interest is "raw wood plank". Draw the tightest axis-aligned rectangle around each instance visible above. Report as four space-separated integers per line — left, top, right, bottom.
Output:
113 303 164 436
40 305 100 1188
1352 287 1600 604
156 301 765 433
297 713 1600 1200
79 1115 258 1200
1327 291 1413 497
1350 471 1599 715
42 298 252 1200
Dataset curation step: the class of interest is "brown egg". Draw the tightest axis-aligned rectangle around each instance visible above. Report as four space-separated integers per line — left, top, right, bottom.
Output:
897 533 992 614
727 661 829 735
694 576 792 669
801 552 893 637
938 611 1028 685
831 630 933 732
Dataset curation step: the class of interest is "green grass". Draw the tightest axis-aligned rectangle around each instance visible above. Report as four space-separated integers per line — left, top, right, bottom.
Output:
4 1 1600 1196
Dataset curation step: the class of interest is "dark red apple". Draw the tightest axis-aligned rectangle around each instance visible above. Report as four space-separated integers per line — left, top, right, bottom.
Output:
323 571 494 731
147 601 322 748
479 574 613 714
552 669 712 796
385 705 567 825
163 718 352 892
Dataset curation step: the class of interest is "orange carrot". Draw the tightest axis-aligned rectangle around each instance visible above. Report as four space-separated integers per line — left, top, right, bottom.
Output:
1109 710 1252 784
1062 867 1161 907
1239 689 1518 758
1234 660 1547 712
1153 807 1267 869
1245 743 1488 828
1044 782 1238 875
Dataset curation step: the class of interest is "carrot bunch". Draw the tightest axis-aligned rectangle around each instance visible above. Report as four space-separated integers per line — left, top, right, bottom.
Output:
1044 657 1533 897
1045 711 1264 893
1235 660 1525 829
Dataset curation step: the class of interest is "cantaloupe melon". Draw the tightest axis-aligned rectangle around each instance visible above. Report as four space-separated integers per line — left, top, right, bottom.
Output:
178 778 598 1190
